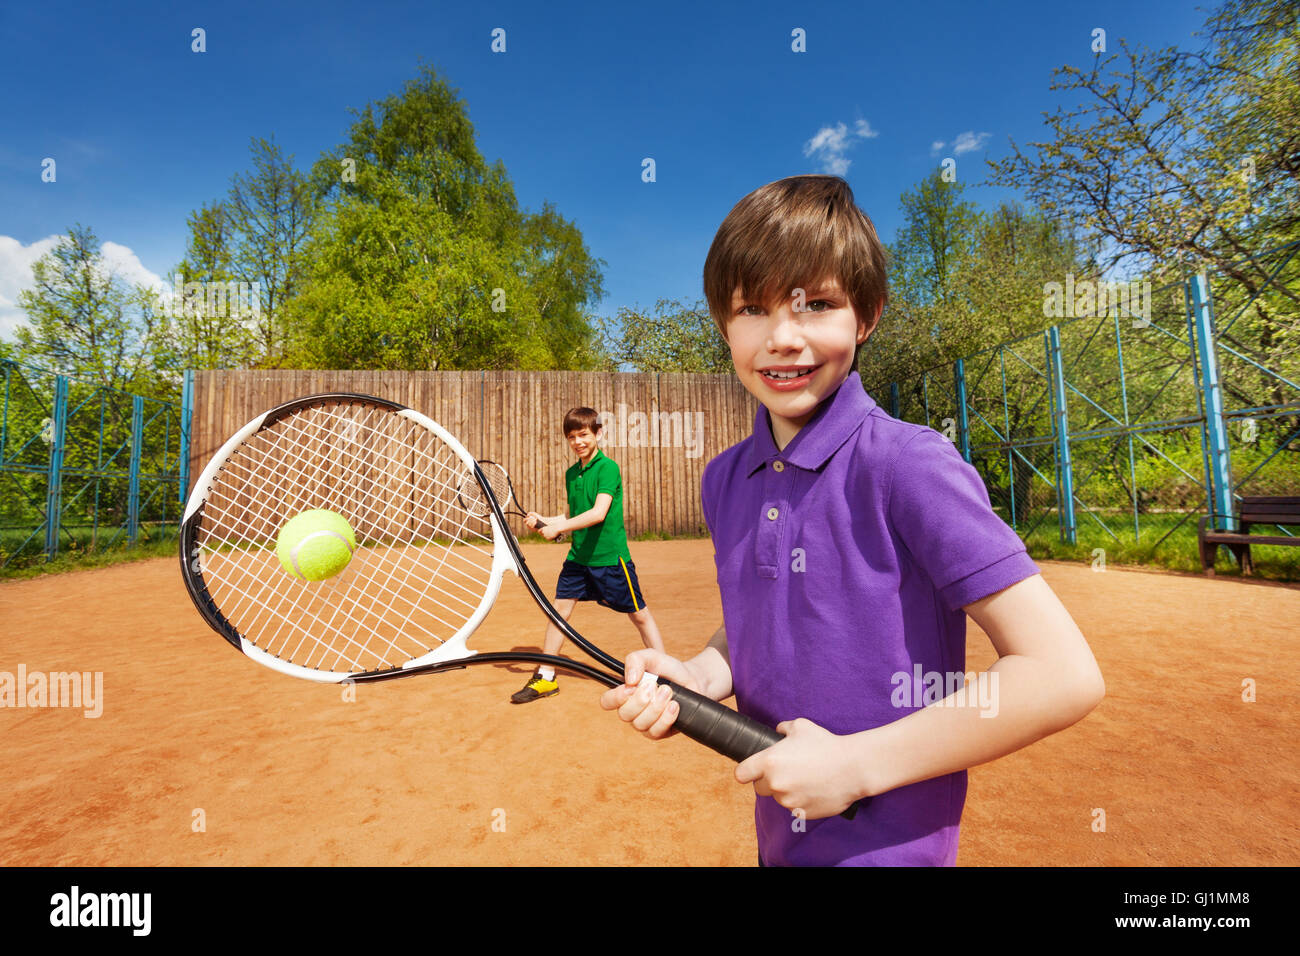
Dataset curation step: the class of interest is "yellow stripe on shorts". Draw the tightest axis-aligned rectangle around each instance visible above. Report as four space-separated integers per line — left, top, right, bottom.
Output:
619 557 640 611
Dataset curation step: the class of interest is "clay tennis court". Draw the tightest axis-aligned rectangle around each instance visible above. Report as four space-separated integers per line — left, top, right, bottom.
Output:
2 540 1297 866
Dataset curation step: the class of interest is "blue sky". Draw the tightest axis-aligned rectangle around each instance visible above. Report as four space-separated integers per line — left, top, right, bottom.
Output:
0 0 1210 343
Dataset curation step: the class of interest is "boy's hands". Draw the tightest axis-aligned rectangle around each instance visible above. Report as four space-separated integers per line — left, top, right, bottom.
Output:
599 649 705 740
602 643 865 817
735 718 864 820
524 512 563 540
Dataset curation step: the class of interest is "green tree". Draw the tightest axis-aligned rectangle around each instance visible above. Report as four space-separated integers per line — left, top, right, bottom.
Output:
15 225 169 396
168 138 315 370
159 202 257 371
988 0 1298 283
597 299 732 372
988 0 1299 448
227 137 316 365
864 171 981 388
287 66 605 370
894 169 981 311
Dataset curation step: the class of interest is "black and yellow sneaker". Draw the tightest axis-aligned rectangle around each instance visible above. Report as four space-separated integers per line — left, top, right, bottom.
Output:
510 671 559 704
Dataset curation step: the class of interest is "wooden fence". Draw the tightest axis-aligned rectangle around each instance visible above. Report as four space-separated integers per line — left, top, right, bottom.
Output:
187 370 758 537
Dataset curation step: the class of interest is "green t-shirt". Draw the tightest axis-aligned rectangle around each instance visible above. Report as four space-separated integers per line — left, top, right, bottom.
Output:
565 449 631 566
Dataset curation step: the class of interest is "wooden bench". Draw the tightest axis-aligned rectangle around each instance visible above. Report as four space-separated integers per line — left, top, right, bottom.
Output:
1198 496 1300 575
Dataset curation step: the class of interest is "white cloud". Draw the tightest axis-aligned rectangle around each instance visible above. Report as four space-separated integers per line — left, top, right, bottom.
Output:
0 235 60 340
101 241 168 294
930 140 946 155
952 130 991 155
803 119 879 176
0 235 167 341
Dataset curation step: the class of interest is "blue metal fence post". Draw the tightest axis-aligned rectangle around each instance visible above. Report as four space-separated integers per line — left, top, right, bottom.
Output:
1047 326 1077 544
1189 273 1235 531
953 358 971 461
44 375 68 561
889 382 900 419
128 393 143 545
180 369 194 503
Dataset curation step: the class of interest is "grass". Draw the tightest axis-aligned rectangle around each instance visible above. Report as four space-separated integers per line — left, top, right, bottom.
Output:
0 536 180 580
1004 509 1300 581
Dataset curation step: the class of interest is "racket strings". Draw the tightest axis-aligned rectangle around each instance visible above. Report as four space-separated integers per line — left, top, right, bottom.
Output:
219 409 493 610
456 462 514 517
208 407 483 662
206 412 480 672
244 405 490 649
203 416 451 671
195 401 500 674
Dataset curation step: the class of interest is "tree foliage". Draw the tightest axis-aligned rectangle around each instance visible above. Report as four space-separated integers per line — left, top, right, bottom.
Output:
596 299 733 373
987 0 1298 288
226 137 316 363
863 172 1091 390
15 225 171 397
159 201 256 371
286 66 606 370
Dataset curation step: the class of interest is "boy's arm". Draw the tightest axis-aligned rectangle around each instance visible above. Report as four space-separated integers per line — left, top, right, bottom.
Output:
554 492 613 533
736 574 1104 815
524 494 612 534
681 624 731 700
856 573 1103 794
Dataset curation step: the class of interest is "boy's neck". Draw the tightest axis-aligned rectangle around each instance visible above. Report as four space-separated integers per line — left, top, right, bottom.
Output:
769 410 814 452
578 447 599 466
765 370 854 450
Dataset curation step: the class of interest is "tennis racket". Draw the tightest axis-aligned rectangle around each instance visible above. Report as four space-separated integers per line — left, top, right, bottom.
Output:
455 461 562 541
180 392 861 818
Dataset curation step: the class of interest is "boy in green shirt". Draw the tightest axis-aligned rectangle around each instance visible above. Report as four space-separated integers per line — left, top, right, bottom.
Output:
513 406 665 702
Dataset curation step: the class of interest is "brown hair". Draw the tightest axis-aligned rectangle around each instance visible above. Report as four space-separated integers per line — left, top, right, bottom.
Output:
562 407 601 436
702 175 889 363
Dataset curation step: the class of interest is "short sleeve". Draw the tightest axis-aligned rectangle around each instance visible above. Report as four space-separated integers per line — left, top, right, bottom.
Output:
594 458 620 497
700 459 717 537
887 429 1039 612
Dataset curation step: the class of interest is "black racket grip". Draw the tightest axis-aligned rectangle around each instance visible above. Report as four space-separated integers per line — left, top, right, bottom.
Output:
529 517 564 542
659 679 861 820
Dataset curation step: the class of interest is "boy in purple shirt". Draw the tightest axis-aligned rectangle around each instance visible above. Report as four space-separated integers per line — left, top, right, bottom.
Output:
600 174 1105 866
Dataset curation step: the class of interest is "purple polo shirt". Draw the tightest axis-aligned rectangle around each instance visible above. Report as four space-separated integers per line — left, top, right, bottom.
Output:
701 372 1039 866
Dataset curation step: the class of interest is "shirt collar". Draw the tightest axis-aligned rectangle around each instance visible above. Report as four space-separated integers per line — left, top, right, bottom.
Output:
578 448 604 472
745 371 876 475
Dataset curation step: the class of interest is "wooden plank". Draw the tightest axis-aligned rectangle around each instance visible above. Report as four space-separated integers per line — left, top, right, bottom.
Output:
185 369 760 538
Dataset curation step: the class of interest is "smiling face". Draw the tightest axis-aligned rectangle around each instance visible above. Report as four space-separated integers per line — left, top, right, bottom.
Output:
566 425 599 463
726 280 874 450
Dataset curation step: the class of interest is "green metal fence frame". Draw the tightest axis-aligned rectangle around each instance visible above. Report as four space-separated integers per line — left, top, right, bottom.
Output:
0 360 188 570
868 243 1300 554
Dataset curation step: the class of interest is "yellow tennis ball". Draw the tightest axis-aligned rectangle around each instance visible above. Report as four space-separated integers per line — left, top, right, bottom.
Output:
276 509 357 581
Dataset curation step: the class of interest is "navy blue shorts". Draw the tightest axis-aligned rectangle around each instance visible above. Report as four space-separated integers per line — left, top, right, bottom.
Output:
555 558 646 614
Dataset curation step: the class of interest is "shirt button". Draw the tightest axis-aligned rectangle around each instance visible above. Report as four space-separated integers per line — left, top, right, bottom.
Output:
772 461 785 472
766 507 779 520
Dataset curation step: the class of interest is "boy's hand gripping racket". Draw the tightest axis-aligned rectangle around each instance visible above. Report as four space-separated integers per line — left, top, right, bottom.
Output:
180 393 860 818
455 462 561 542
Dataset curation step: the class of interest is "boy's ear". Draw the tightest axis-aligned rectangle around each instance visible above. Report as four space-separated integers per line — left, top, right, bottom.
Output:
857 301 884 343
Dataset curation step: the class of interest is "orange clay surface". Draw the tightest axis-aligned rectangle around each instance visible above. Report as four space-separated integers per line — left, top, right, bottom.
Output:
1 540 1297 866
